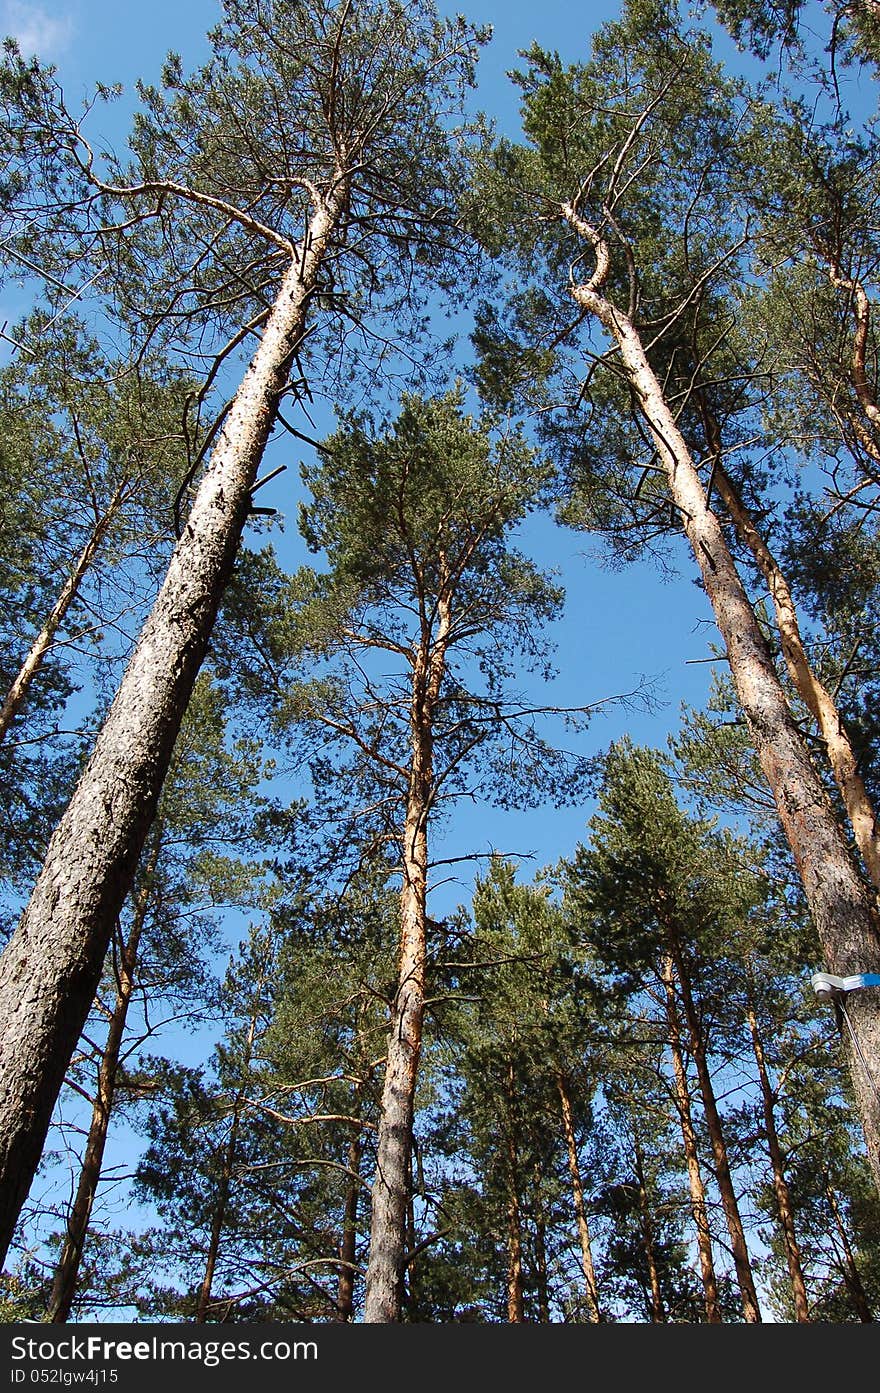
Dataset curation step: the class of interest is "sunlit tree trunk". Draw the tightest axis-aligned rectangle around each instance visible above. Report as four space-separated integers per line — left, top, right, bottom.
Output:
46 824 161 1322
557 1071 602 1322
363 589 451 1322
0 188 347 1266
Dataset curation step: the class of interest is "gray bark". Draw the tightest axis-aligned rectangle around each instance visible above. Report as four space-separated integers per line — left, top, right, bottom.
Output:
0 190 343 1264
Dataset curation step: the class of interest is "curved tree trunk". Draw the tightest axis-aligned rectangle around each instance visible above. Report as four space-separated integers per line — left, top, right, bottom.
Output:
46 825 161 1322
660 954 722 1323
745 1002 810 1322
0 481 127 745
557 1071 602 1322
564 210 880 1195
0 188 346 1266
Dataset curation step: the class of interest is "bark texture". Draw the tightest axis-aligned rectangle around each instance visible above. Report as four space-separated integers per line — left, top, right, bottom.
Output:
363 589 450 1322
0 191 343 1264
46 827 160 1322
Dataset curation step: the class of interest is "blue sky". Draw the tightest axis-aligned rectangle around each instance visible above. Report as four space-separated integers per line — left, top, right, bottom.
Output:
1 0 722 905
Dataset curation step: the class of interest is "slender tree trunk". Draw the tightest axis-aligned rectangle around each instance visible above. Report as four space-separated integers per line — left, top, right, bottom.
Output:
633 1135 665 1323
46 825 161 1322
669 939 762 1322
504 1063 525 1324
533 1163 550 1323
196 1002 262 1324
563 212 880 1194
745 1003 810 1322
363 588 451 1322
660 955 722 1323
336 1084 363 1323
0 481 128 745
194 1104 242 1325
557 1071 602 1322
825 1173 874 1322
0 187 346 1265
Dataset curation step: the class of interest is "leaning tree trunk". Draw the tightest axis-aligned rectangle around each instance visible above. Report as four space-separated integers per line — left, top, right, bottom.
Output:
46 824 161 1322
563 206 880 1195
670 938 762 1323
363 591 450 1322
0 188 346 1265
556 1071 602 1322
710 446 880 900
745 1002 810 1322
0 480 127 744
660 954 722 1323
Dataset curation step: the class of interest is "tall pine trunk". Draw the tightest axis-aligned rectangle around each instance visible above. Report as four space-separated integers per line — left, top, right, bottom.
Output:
363 589 450 1322
745 1002 810 1322
0 481 127 744
46 826 161 1322
660 955 722 1323
669 937 762 1322
556 1071 602 1322
565 216 880 1194
0 189 345 1264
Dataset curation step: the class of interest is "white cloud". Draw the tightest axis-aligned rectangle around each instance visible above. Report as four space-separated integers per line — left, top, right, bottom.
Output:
2 2 74 59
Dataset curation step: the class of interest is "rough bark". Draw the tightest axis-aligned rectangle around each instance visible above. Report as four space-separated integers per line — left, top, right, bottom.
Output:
0 481 127 745
563 206 880 1195
557 1071 602 1322
670 938 762 1322
745 1003 810 1322
711 451 880 899
363 587 451 1322
46 825 160 1322
0 188 345 1265
660 954 722 1323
